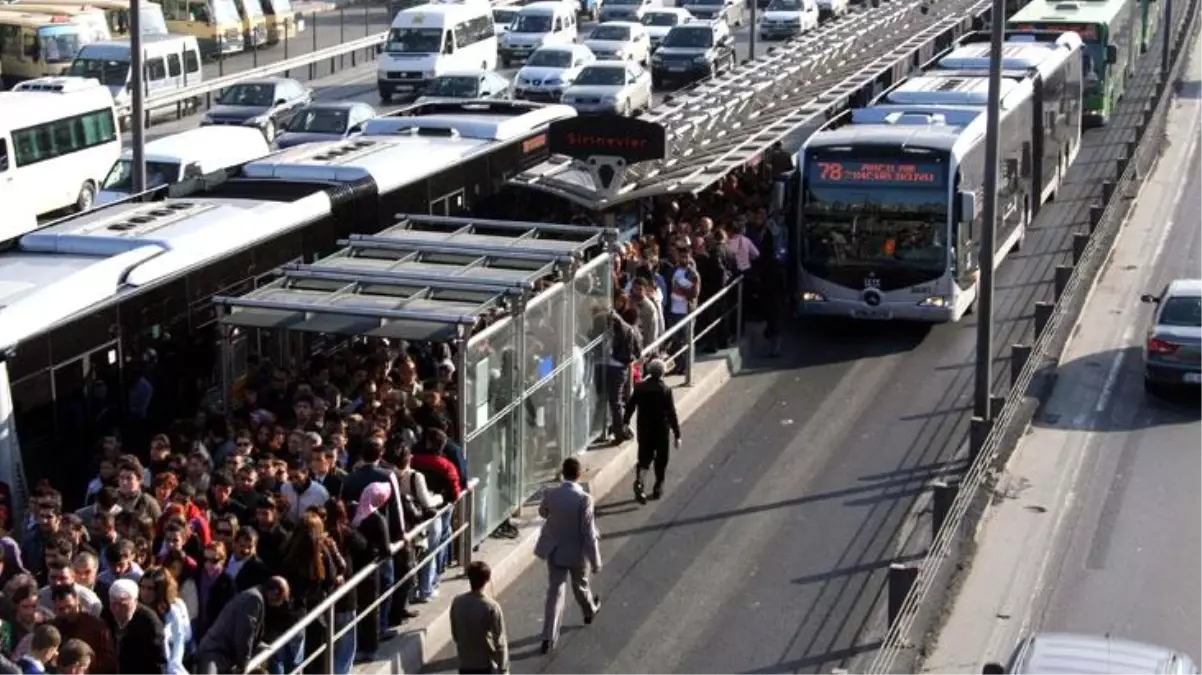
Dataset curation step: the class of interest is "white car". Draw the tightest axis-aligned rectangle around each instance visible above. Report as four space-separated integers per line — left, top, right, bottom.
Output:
758 0 819 40
492 5 521 35
416 70 512 102
597 0 662 22
583 21 652 64
513 43 596 102
640 7 694 50
816 0 849 20
561 61 653 116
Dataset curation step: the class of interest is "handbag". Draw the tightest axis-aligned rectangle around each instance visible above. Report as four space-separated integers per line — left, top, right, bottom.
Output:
402 471 437 524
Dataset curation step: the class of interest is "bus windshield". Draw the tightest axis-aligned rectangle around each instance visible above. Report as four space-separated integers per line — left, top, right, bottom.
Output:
211 0 242 25
102 159 182 192
67 56 129 86
37 25 87 63
385 27 442 53
264 0 293 14
801 213 948 273
236 0 264 19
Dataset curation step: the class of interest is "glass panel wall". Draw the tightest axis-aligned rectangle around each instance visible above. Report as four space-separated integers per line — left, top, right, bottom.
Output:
521 283 568 494
571 254 613 454
463 316 520 542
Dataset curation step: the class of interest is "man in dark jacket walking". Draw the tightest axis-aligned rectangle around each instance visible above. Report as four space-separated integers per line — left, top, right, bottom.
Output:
622 359 681 504
194 577 291 675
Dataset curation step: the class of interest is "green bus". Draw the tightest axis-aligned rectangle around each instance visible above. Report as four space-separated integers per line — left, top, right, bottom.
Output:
1009 0 1141 125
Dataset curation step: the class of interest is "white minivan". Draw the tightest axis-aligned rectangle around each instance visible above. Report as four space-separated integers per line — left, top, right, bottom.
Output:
67 34 203 126
377 3 498 102
498 1 578 67
96 126 270 204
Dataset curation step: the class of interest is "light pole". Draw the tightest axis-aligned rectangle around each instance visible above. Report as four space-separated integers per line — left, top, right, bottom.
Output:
130 0 146 195
973 0 1005 420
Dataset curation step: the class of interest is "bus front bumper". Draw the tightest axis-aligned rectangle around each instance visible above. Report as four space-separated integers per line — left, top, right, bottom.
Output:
798 296 956 323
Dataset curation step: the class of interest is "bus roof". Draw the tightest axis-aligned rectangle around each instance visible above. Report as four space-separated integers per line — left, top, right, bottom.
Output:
0 194 335 351
1009 0 1131 27
938 34 1083 72
0 80 114 132
0 8 79 25
1 3 105 15
119 126 270 165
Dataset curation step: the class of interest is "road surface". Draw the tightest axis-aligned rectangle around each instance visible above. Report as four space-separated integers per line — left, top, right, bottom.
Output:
416 18 1189 675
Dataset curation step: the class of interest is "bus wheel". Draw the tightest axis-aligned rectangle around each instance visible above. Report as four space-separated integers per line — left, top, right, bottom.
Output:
75 181 96 213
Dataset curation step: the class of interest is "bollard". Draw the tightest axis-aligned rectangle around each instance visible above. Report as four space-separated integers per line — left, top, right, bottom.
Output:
1102 180 1115 204
1054 265 1073 301
887 563 919 627
931 479 959 536
1072 232 1090 264
1115 157 1126 179
970 416 992 458
991 395 1006 420
1034 301 1054 340
1142 103 1155 128
1011 344 1032 386
1126 141 1139 178
1089 205 1105 233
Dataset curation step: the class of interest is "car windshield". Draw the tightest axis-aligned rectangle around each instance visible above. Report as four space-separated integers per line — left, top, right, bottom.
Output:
217 83 276 106
591 25 631 40
37 26 86 64
608 0 641 5
385 27 442 53
575 66 625 85
512 13 552 32
493 8 519 23
102 160 181 192
662 25 711 47
287 108 350 134
642 12 679 25
425 76 479 97
67 57 129 87
680 0 715 6
767 0 802 10
1159 295 1202 327
527 49 572 67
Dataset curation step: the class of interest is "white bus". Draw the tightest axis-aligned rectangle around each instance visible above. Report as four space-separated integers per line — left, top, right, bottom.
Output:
0 76 120 217
377 3 497 102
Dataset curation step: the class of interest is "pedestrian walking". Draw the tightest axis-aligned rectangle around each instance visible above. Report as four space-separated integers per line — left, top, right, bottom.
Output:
449 562 509 674
622 358 681 504
533 458 601 655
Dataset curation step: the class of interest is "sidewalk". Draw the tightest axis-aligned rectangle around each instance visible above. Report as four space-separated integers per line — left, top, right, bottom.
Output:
353 342 747 674
920 32 1202 674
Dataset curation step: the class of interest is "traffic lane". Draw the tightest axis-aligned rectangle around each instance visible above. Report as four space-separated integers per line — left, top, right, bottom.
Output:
1031 141 1202 663
199 4 393 81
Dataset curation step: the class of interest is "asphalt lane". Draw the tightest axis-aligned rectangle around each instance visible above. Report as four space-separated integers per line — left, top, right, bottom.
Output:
422 19 1185 675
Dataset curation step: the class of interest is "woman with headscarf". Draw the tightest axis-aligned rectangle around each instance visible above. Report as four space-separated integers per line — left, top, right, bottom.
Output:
352 482 392 663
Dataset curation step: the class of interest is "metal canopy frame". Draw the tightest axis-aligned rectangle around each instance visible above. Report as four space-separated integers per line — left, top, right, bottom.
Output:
508 0 953 209
381 213 613 259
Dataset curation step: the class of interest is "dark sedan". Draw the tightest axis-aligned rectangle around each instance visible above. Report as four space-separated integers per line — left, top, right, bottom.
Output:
1141 278 1202 394
201 77 313 144
274 101 377 149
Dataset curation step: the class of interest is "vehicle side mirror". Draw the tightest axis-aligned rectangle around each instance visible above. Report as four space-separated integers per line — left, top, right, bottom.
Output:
1140 293 1160 304
1106 44 1117 64
982 663 1006 675
375 43 383 54
770 179 786 214
275 98 287 106
959 189 976 221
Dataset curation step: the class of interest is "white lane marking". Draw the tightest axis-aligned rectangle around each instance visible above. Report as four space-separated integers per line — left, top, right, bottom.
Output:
1150 125 1201 264
1094 326 1134 415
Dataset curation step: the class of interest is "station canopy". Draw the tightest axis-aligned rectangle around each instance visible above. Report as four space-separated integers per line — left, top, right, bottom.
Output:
509 1 947 210
213 215 610 343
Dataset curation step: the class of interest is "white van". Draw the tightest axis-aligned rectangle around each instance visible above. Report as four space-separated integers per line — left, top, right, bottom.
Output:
377 3 498 102
0 77 121 216
498 1 577 67
68 35 203 125
96 126 270 204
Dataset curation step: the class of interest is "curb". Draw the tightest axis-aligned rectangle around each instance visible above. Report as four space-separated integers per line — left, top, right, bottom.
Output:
353 343 746 674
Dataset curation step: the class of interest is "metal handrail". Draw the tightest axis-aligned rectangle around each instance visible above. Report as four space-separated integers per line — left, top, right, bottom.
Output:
639 274 744 359
243 477 480 674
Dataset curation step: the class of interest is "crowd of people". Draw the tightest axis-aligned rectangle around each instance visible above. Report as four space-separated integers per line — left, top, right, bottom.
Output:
0 153 791 675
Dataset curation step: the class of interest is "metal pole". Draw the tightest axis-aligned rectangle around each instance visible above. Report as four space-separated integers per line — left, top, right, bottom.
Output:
1161 0 1171 75
973 3 1004 421
323 604 336 674
748 1 757 60
130 0 145 195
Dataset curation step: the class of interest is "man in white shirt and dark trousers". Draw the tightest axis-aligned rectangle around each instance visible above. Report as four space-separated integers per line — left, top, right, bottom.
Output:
667 246 701 375
534 458 601 655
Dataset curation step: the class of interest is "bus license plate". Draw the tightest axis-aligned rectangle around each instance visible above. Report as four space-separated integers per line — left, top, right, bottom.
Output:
296 19 305 31
1185 373 1201 384
853 308 893 320
668 65 685 71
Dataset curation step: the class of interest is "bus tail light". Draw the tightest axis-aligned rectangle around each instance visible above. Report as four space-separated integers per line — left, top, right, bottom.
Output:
1147 338 1179 356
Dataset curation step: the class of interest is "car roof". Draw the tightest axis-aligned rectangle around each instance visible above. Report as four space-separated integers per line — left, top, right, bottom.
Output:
596 20 641 26
646 6 691 12
436 69 493 77
233 77 298 86
1166 278 1202 298
534 43 586 53
303 101 370 111
1011 633 1199 674
583 60 631 69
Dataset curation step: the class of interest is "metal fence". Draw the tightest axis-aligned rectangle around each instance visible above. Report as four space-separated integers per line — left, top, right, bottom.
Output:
864 0 1201 669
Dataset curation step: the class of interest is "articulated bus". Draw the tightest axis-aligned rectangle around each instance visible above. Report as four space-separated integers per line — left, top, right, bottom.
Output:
231 0 267 49
155 0 245 56
0 9 105 84
5 4 111 40
1008 0 1139 125
793 33 1085 323
0 100 572 500
256 0 299 45
13 0 170 36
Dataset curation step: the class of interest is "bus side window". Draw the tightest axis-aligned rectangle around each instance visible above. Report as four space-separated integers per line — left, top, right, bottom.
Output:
0 139 9 173
184 49 200 75
147 56 167 82
190 0 212 23
163 0 186 20
167 53 182 77
443 30 454 53
22 34 40 62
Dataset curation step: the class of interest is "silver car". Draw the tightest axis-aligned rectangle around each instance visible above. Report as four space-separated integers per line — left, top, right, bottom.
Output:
274 101 377 149
1140 278 1202 393
996 633 1200 674
561 61 653 116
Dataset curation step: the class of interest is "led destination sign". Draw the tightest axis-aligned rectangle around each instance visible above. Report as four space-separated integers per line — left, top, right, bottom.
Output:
808 159 944 188
1010 23 1099 40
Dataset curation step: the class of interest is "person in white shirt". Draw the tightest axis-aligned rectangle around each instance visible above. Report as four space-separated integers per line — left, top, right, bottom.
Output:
398 449 444 602
280 463 330 525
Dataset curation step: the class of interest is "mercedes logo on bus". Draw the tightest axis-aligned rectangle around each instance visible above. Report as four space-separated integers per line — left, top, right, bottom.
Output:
863 289 882 307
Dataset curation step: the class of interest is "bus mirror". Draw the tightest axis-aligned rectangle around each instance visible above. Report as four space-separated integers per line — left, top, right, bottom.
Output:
1106 44 1117 64
959 190 976 220
375 43 383 54
770 180 786 215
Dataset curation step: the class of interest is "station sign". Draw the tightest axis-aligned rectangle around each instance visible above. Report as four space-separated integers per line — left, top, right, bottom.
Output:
548 116 668 164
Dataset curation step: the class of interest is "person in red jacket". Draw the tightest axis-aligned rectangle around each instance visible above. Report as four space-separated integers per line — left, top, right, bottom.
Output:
409 441 461 589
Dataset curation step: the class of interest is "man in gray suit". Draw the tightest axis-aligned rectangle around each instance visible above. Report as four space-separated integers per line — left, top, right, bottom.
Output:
534 457 601 654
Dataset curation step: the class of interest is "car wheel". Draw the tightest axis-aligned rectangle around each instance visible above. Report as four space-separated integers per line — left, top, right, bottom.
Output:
263 120 277 143
75 181 96 212
1144 377 1162 396
380 90 392 103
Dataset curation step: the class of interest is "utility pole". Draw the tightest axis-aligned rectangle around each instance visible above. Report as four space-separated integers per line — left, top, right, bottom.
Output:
130 0 146 195
973 0 1005 420
1161 0 1171 75
748 1 757 60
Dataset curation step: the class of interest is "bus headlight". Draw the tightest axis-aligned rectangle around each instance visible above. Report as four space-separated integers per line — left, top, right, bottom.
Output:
800 291 826 302
917 296 948 307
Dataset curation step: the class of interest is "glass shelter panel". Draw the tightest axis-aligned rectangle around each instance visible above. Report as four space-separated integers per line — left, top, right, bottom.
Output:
571 253 614 453
464 316 520 543
521 283 570 495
